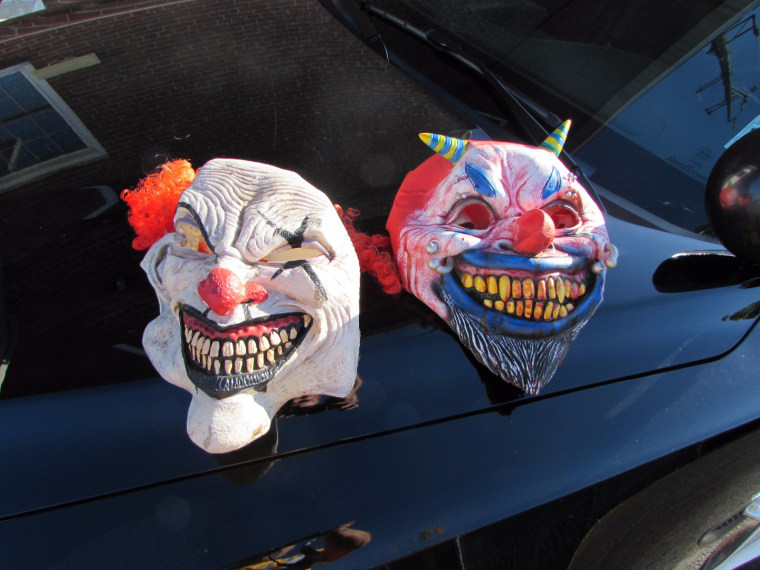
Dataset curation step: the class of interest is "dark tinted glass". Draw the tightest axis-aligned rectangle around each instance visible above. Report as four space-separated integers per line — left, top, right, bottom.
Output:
578 5 760 233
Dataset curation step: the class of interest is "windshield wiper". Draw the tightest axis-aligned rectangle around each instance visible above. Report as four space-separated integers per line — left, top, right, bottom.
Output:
355 0 603 209
361 3 557 132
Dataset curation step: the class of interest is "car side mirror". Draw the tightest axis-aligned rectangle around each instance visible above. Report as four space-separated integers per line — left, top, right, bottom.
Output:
705 128 760 265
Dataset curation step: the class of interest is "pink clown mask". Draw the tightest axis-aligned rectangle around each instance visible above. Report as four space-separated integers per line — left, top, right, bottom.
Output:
136 159 360 453
386 123 617 394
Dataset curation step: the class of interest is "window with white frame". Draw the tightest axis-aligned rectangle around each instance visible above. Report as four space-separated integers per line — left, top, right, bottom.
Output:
0 63 105 191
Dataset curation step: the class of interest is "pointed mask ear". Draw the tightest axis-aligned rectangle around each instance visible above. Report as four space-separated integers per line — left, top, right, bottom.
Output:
419 133 468 163
140 233 175 305
539 119 571 156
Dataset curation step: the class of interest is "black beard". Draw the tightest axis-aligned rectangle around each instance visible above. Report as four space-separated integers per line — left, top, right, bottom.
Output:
437 284 591 395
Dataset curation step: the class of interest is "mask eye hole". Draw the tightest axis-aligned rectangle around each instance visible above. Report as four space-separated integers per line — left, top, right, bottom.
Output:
543 203 580 232
260 239 331 264
264 247 324 263
176 220 212 253
448 199 495 231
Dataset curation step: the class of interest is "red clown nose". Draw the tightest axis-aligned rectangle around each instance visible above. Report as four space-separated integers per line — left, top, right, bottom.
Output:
198 268 268 316
512 209 555 256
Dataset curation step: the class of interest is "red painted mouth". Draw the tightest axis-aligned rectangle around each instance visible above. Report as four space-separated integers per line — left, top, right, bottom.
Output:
182 313 303 341
179 306 312 397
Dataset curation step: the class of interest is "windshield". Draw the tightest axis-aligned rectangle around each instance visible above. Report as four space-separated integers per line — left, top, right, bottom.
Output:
362 0 760 234
577 4 760 234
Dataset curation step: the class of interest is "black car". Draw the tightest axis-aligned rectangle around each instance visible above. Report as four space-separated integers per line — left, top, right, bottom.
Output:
2 0 760 568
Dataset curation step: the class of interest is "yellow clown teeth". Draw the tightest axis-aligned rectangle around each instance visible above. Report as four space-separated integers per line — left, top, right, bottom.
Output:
458 270 587 322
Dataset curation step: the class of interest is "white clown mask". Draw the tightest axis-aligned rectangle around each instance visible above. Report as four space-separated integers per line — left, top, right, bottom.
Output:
137 159 360 453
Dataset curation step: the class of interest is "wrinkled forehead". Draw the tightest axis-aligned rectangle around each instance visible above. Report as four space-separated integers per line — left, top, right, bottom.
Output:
448 142 564 201
176 158 339 248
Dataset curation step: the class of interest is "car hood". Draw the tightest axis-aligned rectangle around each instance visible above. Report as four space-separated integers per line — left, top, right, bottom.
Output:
1 0 759 519
3 212 759 519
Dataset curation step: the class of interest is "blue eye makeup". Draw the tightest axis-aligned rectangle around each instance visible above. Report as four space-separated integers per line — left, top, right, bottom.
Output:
465 163 497 198
541 167 562 200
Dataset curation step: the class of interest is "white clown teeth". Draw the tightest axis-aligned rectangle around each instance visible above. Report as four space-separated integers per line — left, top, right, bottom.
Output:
182 318 310 377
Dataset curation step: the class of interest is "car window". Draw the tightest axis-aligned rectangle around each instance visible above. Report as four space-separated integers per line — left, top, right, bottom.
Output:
361 0 759 234
576 3 760 234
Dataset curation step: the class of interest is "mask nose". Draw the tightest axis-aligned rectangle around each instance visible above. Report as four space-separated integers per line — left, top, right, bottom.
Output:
197 267 268 316
512 209 555 256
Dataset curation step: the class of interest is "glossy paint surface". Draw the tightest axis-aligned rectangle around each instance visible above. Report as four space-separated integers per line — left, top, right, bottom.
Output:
2 212 759 518
3 322 760 567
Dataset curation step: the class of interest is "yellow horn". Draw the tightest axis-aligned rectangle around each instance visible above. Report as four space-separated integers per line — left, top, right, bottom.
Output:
539 119 571 156
419 133 468 162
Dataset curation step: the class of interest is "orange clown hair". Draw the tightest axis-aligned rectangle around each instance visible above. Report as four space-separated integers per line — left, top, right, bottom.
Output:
121 159 197 250
335 205 403 295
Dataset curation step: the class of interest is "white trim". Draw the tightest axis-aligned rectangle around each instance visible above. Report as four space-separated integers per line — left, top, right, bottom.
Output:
32 53 101 81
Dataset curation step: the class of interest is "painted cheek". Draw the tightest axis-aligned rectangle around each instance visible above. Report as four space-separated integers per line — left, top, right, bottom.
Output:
162 256 207 298
411 226 481 259
581 204 606 231
553 233 597 259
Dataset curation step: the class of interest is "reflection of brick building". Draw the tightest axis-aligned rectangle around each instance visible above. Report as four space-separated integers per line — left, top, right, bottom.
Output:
0 0 468 397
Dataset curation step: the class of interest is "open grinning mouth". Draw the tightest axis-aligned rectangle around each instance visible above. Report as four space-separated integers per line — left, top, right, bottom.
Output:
179 305 312 397
439 248 604 338
456 269 588 322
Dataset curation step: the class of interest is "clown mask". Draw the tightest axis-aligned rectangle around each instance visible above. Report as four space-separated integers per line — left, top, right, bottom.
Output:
386 123 617 394
126 159 360 453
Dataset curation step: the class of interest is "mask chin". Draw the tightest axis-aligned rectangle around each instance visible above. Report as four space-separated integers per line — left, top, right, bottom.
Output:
187 390 274 454
436 280 593 394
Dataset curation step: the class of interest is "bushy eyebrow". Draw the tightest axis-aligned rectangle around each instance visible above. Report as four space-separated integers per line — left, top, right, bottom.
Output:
176 201 216 253
260 212 310 248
